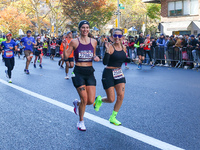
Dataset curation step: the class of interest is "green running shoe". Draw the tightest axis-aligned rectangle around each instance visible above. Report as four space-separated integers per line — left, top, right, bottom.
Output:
93 95 102 112
109 116 121 126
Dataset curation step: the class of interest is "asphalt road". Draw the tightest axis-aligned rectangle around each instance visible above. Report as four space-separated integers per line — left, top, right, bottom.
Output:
0 56 200 150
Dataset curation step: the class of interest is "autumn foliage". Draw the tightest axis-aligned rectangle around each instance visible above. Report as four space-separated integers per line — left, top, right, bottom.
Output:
0 6 31 37
62 0 115 29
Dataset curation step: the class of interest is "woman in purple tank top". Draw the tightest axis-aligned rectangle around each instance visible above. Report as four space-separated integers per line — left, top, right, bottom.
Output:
63 20 100 131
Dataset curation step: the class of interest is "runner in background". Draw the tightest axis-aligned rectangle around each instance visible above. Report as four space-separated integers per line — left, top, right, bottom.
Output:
134 32 145 70
58 35 65 68
33 37 43 68
0 35 6 62
50 38 57 60
144 35 153 67
21 30 36 74
61 31 74 79
0 33 17 83
43 39 48 57
122 35 129 69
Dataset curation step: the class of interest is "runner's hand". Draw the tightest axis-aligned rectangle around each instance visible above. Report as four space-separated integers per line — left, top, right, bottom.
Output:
105 41 110 53
94 56 100 62
63 38 68 48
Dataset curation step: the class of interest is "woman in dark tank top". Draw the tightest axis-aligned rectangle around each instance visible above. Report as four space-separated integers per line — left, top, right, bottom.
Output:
63 20 100 131
93 28 132 126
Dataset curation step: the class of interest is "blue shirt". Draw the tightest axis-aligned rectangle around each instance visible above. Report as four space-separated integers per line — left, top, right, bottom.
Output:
21 36 35 51
1 41 16 58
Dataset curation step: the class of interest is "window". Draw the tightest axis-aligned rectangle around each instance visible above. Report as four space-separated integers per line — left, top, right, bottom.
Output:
168 0 199 16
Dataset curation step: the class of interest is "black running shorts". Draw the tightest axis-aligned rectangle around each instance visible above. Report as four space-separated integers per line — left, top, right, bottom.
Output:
102 68 126 90
137 48 144 56
72 65 96 88
64 57 74 62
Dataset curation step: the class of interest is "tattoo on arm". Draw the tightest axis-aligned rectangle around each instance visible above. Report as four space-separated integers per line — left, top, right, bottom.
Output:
79 87 85 91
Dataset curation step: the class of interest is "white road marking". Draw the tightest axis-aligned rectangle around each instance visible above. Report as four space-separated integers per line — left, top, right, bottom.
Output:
0 79 184 150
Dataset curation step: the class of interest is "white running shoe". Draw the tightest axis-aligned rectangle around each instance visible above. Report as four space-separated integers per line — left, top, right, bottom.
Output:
77 121 86 131
65 75 70 80
8 78 12 83
73 99 80 115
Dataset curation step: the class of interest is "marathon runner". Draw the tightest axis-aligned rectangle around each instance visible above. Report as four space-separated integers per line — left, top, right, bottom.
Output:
58 36 65 68
33 37 43 68
0 33 17 83
62 31 74 79
93 29 131 126
134 32 145 69
144 34 154 67
63 20 100 131
0 35 6 62
50 38 57 60
43 39 48 57
21 30 36 74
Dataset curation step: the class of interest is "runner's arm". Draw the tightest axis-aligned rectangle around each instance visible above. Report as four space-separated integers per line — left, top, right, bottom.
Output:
64 40 74 60
92 39 100 62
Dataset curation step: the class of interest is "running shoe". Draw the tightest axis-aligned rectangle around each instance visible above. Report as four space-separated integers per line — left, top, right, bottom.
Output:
8 78 12 83
25 70 30 74
24 69 27 72
93 95 102 112
77 121 86 131
39 64 42 68
73 99 80 115
137 65 141 70
58 60 61 66
34 64 36 68
109 116 121 126
151 64 155 68
37 60 40 63
60 65 64 68
5 70 8 78
65 75 69 80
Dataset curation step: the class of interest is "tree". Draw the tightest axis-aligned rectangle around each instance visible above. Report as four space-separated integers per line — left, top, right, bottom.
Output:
146 4 161 20
62 0 115 29
0 6 31 37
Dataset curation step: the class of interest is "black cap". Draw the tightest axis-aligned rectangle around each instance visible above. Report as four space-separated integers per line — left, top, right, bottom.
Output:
27 30 32 34
78 20 90 30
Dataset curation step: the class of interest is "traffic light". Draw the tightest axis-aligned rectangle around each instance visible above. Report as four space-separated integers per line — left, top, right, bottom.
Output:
115 19 118 28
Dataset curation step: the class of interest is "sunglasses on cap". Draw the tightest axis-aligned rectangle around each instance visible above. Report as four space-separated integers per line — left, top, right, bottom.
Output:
113 34 123 38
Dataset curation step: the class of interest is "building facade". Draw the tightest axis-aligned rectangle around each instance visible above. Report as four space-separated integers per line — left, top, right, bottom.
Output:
143 0 200 36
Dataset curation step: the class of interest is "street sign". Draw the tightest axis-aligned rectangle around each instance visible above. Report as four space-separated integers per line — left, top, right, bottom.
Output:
119 4 123 6
120 6 125 9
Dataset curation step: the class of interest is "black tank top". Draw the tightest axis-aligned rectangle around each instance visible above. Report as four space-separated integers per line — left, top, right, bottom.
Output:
107 45 127 67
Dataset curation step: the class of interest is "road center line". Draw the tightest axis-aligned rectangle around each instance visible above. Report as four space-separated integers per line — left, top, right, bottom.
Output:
0 79 184 150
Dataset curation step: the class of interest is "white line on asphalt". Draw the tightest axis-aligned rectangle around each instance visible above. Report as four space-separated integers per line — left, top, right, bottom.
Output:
0 79 184 150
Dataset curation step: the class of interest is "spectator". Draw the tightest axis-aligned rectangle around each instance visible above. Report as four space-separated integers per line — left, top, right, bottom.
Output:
156 33 165 65
167 35 175 66
192 37 200 69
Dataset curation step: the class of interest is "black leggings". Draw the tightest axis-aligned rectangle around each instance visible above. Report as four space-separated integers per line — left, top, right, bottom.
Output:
5 57 15 78
144 50 152 61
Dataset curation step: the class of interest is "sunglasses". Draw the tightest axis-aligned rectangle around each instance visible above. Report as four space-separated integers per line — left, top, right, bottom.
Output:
113 34 123 38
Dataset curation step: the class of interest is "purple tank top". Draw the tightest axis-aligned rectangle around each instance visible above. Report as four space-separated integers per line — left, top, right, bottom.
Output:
74 38 94 62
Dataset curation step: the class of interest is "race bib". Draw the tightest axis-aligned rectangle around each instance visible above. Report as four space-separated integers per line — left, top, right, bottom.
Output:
112 68 124 80
38 47 43 51
78 50 93 61
6 50 14 57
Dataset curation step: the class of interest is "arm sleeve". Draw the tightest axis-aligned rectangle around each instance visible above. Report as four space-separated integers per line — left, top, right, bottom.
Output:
124 57 132 63
103 52 110 65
